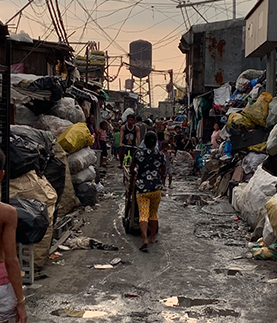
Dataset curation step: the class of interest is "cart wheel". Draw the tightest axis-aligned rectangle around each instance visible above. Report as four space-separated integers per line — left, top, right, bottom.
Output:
124 218 130 234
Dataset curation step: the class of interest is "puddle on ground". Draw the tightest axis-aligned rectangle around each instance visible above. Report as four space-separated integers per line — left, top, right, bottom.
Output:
160 296 219 308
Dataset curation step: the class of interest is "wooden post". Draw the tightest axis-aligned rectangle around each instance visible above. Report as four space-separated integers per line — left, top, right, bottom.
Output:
266 50 276 96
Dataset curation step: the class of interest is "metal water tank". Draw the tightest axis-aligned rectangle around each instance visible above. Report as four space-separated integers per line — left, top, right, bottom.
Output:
129 40 152 79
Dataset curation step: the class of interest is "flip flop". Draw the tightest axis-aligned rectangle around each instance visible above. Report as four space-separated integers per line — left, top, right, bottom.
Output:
139 243 148 252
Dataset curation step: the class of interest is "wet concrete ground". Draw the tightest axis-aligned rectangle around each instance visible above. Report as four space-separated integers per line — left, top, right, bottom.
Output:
26 162 277 323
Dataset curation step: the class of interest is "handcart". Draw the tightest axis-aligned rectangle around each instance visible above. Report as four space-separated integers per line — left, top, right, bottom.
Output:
122 165 140 234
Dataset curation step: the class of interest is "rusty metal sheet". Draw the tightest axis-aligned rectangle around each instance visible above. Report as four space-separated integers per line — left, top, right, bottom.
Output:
204 26 243 87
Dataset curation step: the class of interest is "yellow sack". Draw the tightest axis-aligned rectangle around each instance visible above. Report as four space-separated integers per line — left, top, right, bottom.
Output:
265 194 277 239
242 92 273 127
58 122 94 154
227 112 255 130
248 141 267 152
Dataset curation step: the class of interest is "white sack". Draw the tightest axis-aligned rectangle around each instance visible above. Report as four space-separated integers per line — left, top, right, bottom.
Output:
71 165 96 184
36 115 73 137
67 147 97 174
121 108 134 123
51 98 86 123
235 165 277 229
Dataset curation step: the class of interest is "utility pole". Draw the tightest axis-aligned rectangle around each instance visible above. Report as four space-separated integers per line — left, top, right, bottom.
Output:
233 0 236 19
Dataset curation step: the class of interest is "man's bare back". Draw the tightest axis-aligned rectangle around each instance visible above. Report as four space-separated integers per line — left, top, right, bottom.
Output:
0 202 28 323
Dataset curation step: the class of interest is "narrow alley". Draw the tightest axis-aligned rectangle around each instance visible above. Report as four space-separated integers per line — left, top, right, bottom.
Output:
26 161 277 323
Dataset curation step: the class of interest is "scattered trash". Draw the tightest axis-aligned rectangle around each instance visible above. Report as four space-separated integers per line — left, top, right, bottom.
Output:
124 292 139 298
160 296 219 308
51 309 107 318
58 245 70 251
110 258 121 266
49 252 63 259
94 264 113 270
267 278 277 284
52 259 66 266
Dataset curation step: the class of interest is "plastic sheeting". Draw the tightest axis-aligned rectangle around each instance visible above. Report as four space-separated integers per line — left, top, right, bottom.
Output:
67 147 97 174
242 152 267 174
234 166 277 229
71 166 96 184
10 170 57 268
36 115 73 137
14 105 38 127
10 197 49 245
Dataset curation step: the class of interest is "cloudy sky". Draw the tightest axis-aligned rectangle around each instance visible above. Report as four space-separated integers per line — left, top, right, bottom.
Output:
1 0 257 106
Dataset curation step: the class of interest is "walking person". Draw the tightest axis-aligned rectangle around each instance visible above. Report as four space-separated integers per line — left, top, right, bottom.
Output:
119 114 140 168
0 148 28 323
161 140 174 189
130 131 166 252
99 121 108 167
135 115 147 142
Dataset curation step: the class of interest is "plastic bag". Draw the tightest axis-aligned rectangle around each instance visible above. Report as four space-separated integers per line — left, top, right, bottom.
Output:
251 238 277 260
263 214 276 247
74 182 98 206
242 152 267 174
10 135 41 179
36 115 73 137
227 112 255 131
10 170 58 268
28 76 65 101
121 108 134 123
266 97 277 129
71 165 96 184
10 197 49 245
223 139 232 157
58 122 95 154
242 92 273 127
266 124 277 156
236 69 264 92
265 194 277 240
235 166 277 229
67 147 97 174
14 105 38 127
44 156 66 203
50 98 86 123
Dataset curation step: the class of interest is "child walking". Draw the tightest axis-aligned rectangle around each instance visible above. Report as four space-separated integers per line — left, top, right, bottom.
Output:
161 140 174 189
99 121 108 167
113 128 120 160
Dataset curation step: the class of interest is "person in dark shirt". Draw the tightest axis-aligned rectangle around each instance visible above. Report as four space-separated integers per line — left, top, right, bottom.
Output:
130 131 166 252
174 125 184 151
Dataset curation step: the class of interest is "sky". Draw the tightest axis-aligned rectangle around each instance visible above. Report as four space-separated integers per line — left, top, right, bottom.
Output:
1 0 258 106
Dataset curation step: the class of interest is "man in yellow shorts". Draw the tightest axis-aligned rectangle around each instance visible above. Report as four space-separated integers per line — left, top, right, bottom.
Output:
130 131 166 252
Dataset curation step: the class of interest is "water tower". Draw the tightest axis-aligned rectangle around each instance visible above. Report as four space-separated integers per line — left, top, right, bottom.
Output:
129 40 153 108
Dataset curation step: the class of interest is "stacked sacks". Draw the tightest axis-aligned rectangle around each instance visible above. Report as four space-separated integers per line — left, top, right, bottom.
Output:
10 171 57 268
68 147 98 206
8 125 78 268
53 142 80 218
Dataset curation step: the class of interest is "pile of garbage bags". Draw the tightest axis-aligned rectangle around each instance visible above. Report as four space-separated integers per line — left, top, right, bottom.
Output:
197 69 277 260
9 74 101 268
